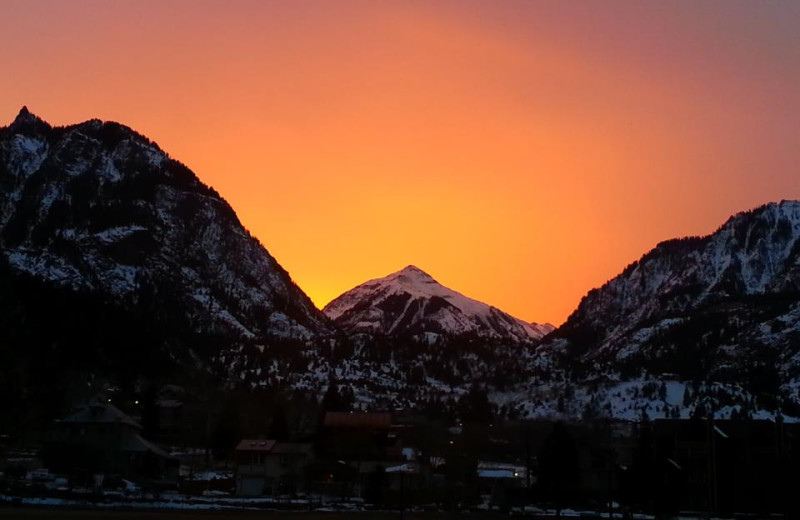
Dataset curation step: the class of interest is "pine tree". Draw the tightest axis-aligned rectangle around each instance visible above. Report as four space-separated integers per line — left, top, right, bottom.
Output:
141 383 160 440
269 405 289 441
539 422 580 514
458 383 492 424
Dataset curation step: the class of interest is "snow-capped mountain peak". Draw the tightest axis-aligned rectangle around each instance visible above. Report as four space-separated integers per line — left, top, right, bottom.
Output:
379 265 438 291
324 265 553 341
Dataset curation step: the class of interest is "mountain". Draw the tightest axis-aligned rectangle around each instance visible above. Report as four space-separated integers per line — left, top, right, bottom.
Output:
323 265 554 342
546 201 800 361
520 201 800 421
0 107 332 431
5 105 798 427
0 107 328 342
0 107 544 436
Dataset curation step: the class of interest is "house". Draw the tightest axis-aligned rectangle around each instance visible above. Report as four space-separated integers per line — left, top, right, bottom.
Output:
476 463 526 511
155 384 185 444
316 411 406 497
319 412 402 462
43 399 177 483
651 418 800 515
235 439 313 496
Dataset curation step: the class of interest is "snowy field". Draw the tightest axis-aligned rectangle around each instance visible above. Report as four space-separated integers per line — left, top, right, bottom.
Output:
0 498 660 519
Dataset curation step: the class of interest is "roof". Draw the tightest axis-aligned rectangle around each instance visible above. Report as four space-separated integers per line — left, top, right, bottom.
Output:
477 462 525 479
235 439 277 452
385 462 419 474
272 442 313 455
120 433 174 459
478 469 517 479
653 418 793 443
323 412 392 429
62 401 141 429
235 440 313 455
156 399 182 408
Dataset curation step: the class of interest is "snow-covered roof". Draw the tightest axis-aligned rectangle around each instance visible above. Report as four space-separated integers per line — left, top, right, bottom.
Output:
156 399 182 408
120 433 174 459
235 439 277 452
478 469 517 479
62 401 141 429
385 463 418 474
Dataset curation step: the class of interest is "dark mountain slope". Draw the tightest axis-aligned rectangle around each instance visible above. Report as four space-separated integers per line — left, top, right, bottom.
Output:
0 108 331 433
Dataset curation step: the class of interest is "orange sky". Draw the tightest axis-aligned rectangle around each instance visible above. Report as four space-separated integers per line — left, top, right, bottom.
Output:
2 1 798 325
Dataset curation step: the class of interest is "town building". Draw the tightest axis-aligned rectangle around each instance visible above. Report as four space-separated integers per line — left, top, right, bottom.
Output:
44 399 177 483
235 439 313 496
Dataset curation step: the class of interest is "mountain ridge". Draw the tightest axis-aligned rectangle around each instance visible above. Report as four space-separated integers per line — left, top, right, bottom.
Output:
546 200 800 359
3 106 799 425
516 200 800 421
0 107 330 342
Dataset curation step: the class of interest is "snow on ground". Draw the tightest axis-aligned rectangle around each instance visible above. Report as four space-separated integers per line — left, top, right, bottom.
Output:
92 225 148 244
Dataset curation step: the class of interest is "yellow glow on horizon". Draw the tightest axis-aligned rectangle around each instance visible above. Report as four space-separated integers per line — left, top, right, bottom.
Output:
1 1 798 325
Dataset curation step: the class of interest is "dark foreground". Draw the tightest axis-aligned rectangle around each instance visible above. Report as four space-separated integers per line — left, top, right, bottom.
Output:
0 509 523 520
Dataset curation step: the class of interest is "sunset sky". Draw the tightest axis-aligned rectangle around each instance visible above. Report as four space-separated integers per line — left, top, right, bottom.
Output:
2 1 798 325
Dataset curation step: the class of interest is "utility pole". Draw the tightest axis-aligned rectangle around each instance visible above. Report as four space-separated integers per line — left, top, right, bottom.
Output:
525 421 531 489
608 464 613 519
400 471 405 520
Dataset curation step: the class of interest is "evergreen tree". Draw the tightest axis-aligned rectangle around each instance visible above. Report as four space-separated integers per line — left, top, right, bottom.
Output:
269 405 289 441
364 465 386 506
538 422 580 515
320 377 352 413
141 383 160 440
629 418 657 512
691 400 707 419
212 395 243 458
458 383 492 424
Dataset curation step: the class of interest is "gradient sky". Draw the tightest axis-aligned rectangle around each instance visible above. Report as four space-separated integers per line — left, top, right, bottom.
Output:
2 1 798 325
